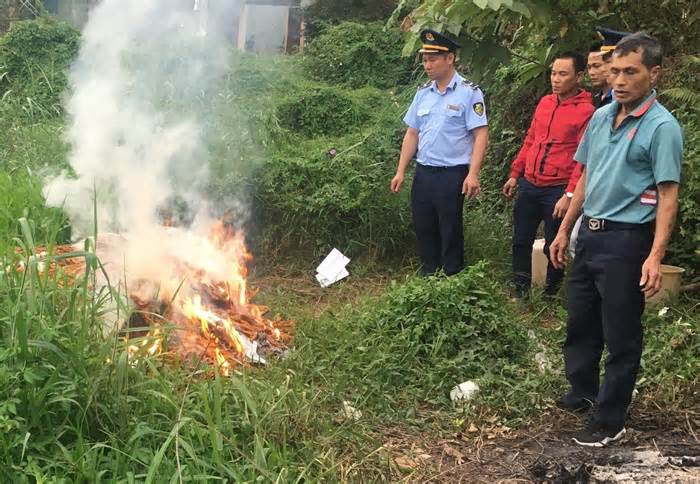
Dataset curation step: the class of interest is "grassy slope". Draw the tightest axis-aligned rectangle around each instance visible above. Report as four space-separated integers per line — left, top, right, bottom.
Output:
0 50 697 482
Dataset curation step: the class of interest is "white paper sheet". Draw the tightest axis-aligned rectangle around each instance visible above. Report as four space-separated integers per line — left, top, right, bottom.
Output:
315 248 350 287
315 267 349 287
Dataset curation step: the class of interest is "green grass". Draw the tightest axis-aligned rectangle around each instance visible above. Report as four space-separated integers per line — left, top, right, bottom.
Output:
1 228 696 481
0 30 697 481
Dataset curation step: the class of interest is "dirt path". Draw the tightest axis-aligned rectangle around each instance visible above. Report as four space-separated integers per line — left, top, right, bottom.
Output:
383 406 699 483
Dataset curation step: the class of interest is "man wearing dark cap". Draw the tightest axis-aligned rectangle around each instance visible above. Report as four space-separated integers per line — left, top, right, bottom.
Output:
550 32 683 447
391 29 489 275
592 27 630 108
587 42 612 109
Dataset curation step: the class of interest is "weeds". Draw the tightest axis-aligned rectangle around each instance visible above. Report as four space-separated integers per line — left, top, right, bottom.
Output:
0 17 697 481
303 21 415 89
0 18 79 118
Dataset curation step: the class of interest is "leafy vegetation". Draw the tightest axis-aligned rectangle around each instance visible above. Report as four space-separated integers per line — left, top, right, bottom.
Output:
256 82 414 259
302 0 397 40
274 85 371 136
0 227 695 480
0 18 79 117
0 4 697 480
659 55 700 276
303 21 415 89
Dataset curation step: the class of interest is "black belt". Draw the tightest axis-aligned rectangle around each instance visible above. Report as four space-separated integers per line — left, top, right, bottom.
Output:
582 215 652 232
417 163 469 172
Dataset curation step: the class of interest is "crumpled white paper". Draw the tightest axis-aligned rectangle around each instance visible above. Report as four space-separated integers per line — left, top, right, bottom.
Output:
342 401 362 421
315 248 350 287
450 381 480 402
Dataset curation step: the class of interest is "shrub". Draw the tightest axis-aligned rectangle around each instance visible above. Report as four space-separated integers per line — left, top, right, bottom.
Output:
255 130 412 259
292 261 539 419
303 22 415 89
659 55 700 279
253 83 415 260
666 108 700 279
302 0 397 40
370 261 528 363
0 19 79 117
274 86 369 137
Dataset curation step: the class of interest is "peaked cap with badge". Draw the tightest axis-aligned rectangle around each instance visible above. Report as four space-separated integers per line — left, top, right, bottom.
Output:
418 29 461 54
595 26 631 55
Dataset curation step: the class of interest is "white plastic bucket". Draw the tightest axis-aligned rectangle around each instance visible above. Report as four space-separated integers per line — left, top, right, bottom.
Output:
532 238 548 287
646 264 684 304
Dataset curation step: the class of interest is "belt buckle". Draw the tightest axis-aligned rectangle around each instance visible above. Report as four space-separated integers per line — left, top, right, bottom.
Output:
588 218 604 231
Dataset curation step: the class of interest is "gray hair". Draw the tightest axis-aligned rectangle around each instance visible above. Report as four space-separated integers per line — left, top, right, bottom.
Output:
614 32 663 69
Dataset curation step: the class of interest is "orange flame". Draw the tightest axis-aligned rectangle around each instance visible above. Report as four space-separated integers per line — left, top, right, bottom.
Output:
24 221 294 375
131 221 292 374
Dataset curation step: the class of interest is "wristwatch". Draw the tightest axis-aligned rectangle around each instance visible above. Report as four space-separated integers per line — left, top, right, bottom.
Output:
565 192 574 199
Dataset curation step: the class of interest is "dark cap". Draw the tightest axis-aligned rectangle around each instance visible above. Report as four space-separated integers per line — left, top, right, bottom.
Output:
418 29 460 54
595 26 632 54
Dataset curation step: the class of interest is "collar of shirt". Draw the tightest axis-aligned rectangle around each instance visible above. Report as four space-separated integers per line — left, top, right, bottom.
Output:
429 71 462 94
606 89 657 127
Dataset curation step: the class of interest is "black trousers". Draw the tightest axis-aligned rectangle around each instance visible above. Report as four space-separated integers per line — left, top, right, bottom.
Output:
564 222 653 429
410 163 468 276
512 178 565 293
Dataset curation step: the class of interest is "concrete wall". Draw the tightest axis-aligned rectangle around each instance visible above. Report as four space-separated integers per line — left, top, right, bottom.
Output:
236 1 302 53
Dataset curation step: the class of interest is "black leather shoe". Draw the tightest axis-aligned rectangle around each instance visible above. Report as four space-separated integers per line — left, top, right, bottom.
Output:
556 392 595 413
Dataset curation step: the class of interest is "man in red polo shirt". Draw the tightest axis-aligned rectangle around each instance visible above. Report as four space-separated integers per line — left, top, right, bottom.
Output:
503 52 595 299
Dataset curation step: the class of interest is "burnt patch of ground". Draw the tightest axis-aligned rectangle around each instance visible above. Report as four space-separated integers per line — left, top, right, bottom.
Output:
378 405 699 482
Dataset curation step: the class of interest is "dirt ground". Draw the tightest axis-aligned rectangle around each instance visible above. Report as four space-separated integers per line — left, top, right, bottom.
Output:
252 272 699 482
383 405 700 483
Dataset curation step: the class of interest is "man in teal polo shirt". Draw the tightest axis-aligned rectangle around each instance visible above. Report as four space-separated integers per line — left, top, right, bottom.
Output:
550 32 683 447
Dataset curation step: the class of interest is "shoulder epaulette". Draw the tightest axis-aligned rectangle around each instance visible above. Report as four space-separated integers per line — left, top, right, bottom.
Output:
418 80 432 90
461 80 480 90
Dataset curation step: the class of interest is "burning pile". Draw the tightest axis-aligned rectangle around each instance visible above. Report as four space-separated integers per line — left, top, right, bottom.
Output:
16 222 293 375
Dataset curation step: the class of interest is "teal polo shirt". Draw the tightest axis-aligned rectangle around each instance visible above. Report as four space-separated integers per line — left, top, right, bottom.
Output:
574 90 683 224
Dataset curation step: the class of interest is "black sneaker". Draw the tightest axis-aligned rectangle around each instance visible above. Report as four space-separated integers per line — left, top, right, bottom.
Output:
510 286 529 302
557 392 594 413
543 284 561 297
572 421 626 447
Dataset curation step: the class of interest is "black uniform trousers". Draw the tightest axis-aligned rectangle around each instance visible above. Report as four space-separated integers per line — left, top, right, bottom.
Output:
512 178 565 294
410 163 468 276
565 219 653 429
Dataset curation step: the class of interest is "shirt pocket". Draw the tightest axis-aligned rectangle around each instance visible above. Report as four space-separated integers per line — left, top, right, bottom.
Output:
416 104 431 128
417 103 431 114
626 139 650 170
443 105 464 127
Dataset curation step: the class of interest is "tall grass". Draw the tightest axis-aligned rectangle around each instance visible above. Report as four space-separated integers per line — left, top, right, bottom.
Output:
0 25 697 480
0 223 343 481
0 206 697 481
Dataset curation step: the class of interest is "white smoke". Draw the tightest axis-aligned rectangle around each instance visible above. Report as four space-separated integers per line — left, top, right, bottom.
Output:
44 0 236 238
40 0 258 322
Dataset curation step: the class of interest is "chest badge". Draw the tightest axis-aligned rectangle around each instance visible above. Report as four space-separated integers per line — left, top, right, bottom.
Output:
446 104 460 111
473 102 484 116
640 189 657 206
